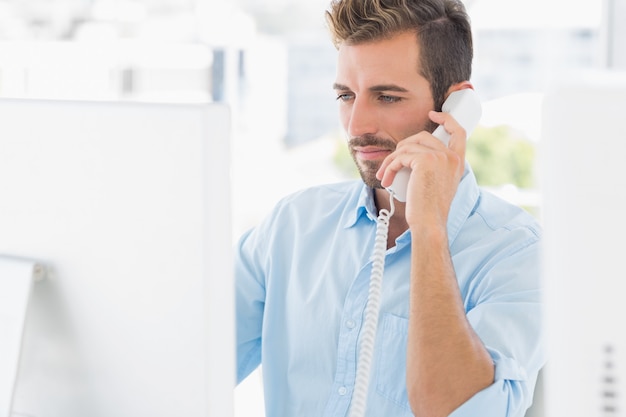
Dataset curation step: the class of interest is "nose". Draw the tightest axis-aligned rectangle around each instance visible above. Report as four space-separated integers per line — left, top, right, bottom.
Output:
346 98 378 138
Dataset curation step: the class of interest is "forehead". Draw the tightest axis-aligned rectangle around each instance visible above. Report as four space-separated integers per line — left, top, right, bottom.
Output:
335 31 424 88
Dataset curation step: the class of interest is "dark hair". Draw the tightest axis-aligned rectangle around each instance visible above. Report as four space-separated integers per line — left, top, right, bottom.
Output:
325 0 473 109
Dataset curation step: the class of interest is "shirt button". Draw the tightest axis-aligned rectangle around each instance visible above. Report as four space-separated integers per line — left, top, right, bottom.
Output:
345 319 356 329
338 386 348 396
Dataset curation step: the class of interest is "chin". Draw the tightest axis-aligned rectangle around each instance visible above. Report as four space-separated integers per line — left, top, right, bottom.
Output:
352 156 383 188
358 171 382 189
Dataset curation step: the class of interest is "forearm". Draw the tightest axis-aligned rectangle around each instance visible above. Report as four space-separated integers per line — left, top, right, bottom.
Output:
406 227 494 417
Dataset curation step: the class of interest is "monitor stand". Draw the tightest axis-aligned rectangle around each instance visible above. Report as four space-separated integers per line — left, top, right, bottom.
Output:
0 257 44 417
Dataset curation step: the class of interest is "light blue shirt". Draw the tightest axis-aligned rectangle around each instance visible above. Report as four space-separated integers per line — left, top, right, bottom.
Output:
235 166 544 417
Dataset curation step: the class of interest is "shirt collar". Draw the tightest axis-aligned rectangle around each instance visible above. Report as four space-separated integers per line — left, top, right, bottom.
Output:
341 163 480 246
447 163 481 245
342 184 375 228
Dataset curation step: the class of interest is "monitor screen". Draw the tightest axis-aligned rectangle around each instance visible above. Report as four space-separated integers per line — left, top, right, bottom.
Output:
542 69 626 417
0 98 234 417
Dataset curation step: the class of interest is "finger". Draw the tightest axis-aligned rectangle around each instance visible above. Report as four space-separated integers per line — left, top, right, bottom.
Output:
428 110 446 126
377 130 445 183
396 130 447 151
447 123 467 159
376 150 394 181
428 111 467 157
378 153 414 188
376 133 424 181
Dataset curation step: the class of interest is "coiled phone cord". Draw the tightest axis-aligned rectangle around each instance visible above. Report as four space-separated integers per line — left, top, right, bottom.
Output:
348 193 395 417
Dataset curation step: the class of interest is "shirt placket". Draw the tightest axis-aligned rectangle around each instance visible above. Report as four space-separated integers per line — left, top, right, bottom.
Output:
322 260 373 416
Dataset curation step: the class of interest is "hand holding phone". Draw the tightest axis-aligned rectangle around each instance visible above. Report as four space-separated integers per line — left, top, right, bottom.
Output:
384 88 482 202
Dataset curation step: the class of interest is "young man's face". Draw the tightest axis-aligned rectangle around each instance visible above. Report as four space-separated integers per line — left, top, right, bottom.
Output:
334 31 435 188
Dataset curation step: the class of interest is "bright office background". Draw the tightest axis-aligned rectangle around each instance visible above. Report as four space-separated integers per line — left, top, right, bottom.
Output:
0 0 608 415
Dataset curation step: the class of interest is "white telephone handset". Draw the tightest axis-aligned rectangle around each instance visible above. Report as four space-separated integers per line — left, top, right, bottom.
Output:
385 88 483 202
348 88 482 417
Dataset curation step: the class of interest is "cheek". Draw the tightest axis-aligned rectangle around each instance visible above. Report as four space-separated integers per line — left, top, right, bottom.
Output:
389 111 429 139
338 105 350 131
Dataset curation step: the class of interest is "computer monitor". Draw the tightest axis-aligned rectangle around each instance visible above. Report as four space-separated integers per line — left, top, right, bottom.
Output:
0 98 234 417
541 69 626 416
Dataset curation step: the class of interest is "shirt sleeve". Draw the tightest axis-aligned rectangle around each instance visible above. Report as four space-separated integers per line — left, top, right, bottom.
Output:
452 237 545 417
235 227 266 384
449 374 539 417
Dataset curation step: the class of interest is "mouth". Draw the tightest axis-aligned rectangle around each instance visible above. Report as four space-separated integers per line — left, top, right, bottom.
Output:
353 146 392 161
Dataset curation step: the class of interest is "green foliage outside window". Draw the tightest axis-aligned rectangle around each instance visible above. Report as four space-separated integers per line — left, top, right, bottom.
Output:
333 137 358 178
466 125 536 188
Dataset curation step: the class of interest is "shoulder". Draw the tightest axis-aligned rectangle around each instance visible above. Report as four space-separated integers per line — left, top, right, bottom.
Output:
273 180 363 213
454 189 542 302
475 189 541 237
463 188 541 257
241 180 363 239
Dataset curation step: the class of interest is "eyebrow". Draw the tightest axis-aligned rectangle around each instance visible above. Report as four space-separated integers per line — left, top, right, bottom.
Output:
332 83 409 93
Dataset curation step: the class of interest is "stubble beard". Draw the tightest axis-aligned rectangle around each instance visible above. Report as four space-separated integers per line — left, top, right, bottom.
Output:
348 134 396 189
353 158 383 189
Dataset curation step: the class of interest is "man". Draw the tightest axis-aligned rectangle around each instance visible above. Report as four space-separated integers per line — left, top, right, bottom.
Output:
235 0 544 416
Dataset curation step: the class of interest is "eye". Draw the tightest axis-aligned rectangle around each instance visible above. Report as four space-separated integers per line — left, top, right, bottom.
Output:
336 93 354 102
378 95 401 103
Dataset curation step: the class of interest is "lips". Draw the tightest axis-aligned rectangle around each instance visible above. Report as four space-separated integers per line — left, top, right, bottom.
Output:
354 146 392 161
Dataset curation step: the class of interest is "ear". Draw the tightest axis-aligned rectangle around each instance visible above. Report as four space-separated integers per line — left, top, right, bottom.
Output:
445 81 474 97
